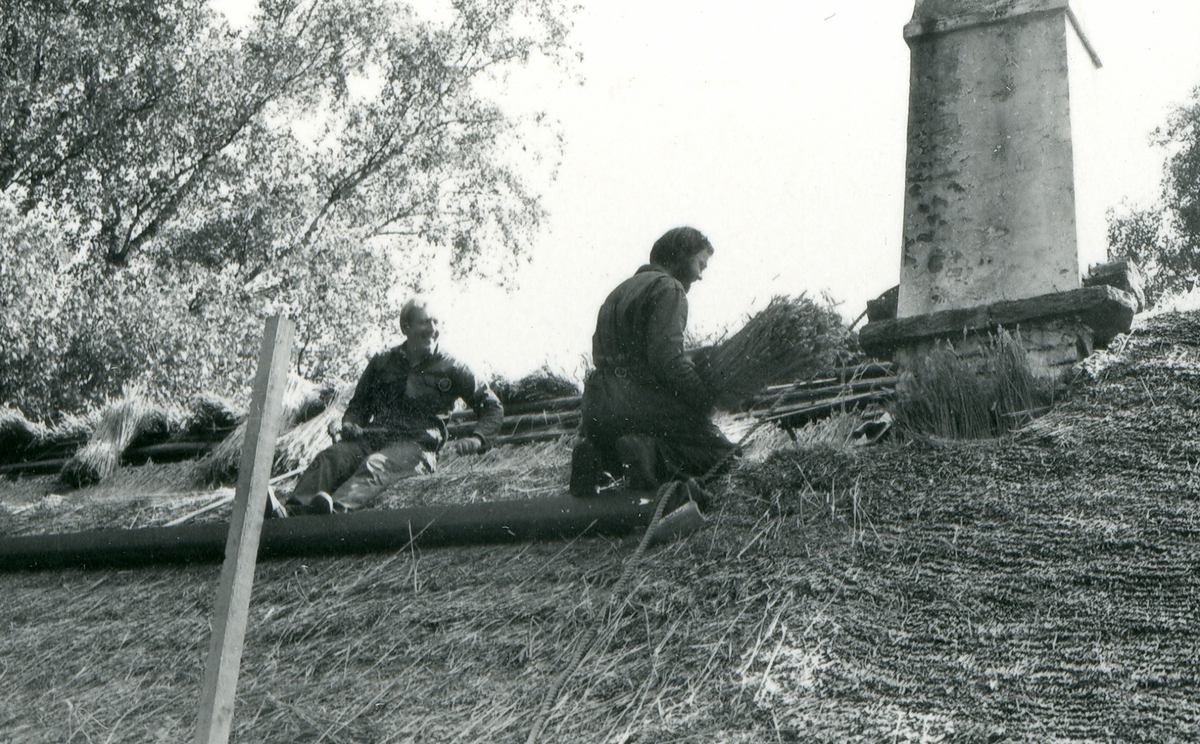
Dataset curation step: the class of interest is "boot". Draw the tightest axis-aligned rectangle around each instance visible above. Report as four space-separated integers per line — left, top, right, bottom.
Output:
615 435 659 491
569 438 603 498
647 500 706 546
683 478 714 513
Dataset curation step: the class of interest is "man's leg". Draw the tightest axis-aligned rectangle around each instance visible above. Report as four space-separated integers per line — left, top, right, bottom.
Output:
614 434 661 491
656 430 736 512
569 437 604 497
331 440 436 510
289 440 374 508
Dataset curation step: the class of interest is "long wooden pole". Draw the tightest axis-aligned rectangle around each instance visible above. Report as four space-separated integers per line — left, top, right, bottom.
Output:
194 315 294 744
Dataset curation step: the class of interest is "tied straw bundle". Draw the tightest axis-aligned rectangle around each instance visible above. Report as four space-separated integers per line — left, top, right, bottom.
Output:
489 366 580 408
273 383 355 474
1 407 94 465
0 407 50 465
193 375 331 486
890 328 1055 439
700 294 851 401
59 390 182 488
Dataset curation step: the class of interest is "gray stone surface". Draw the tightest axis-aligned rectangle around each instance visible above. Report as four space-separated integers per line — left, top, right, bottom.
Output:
898 4 1092 318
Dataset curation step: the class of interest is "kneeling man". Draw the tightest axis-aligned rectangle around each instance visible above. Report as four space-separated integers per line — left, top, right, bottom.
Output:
286 297 502 515
570 226 735 506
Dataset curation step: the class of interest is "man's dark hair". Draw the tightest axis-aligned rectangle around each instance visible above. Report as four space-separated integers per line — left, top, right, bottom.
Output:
649 226 713 269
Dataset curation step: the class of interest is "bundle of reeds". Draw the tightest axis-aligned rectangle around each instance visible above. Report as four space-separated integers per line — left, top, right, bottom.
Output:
0 408 101 472
178 393 244 440
0 407 50 465
47 410 94 440
987 329 1050 426
890 329 1055 439
700 294 851 402
489 366 581 408
273 383 355 474
193 375 329 486
58 391 182 488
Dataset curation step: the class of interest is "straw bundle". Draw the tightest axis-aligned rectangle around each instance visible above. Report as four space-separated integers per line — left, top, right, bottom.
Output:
47 410 95 442
178 393 244 440
0 408 96 466
490 366 581 408
58 392 182 488
273 383 355 474
193 375 329 486
701 295 851 400
0 407 49 465
890 329 1055 439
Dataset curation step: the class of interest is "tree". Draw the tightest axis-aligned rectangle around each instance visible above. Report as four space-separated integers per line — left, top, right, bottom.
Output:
1108 85 1200 304
0 0 574 418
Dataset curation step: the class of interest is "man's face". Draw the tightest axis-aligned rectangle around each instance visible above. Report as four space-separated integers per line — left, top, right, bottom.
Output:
675 248 713 291
403 306 439 353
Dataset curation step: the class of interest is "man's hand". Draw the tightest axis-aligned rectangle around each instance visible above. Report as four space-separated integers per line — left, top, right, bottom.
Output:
449 435 484 456
339 422 364 441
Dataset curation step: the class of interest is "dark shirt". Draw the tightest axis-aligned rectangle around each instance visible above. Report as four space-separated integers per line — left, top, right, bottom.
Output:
591 264 713 408
341 343 503 450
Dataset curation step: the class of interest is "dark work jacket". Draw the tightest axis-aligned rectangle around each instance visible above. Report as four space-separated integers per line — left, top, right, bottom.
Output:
583 265 728 461
342 343 503 452
591 264 713 406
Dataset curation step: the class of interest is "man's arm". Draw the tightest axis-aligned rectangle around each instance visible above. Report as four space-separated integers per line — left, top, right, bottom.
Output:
644 278 716 408
449 361 504 451
338 355 383 435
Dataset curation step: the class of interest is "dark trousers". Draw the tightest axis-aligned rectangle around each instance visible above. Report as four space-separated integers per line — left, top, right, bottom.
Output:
580 370 735 482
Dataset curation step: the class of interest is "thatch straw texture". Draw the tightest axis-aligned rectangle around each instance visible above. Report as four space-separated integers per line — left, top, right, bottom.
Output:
58 392 183 488
701 294 851 401
10 311 1200 741
193 375 329 486
376 439 574 509
890 329 1056 439
729 410 868 461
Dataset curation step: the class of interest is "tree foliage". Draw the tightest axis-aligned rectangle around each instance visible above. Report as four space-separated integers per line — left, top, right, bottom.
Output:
0 0 573 419
1108 85 1200 304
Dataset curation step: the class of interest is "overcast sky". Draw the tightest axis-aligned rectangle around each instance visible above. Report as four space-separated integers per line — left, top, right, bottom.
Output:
440 1 1200 379
217 1 1200 379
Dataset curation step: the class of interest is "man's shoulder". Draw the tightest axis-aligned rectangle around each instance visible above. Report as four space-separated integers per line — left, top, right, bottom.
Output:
425 348 474 376
366 344 407 369
615 265 684 302
613 265 680 295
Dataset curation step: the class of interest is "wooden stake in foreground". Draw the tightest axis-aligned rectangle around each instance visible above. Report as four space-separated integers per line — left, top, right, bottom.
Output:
195 316 295 744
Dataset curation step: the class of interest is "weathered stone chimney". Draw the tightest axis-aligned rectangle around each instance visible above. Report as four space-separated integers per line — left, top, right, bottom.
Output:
861 0 1136 377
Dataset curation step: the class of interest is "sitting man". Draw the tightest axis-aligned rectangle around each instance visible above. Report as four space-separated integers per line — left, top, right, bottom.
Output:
285 297 502 515
570 226 736 507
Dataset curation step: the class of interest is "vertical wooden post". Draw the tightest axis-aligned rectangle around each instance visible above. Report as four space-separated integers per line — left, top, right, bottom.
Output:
195 315 295 744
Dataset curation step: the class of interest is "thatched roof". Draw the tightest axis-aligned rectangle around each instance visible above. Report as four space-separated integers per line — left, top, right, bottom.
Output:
4 309 1200 740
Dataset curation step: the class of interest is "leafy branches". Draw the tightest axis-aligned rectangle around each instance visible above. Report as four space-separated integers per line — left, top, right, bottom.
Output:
2 0 570 270
0 0 574 417
1109 84 1200 304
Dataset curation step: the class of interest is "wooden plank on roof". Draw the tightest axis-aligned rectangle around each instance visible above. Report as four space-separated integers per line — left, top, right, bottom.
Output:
194 315 295 744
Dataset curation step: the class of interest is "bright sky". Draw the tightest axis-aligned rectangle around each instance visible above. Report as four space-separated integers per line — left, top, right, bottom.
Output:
217 1 1200 381
439 1 1200 380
